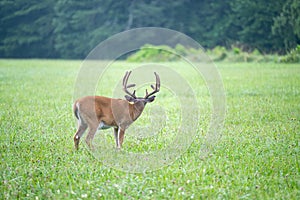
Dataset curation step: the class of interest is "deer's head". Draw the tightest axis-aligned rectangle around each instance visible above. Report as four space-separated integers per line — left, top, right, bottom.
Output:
123 71 160 105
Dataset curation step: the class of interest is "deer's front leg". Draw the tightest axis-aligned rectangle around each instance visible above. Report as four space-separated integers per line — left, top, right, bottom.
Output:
114 128 119 148
114 127 125 149
118 128 125 148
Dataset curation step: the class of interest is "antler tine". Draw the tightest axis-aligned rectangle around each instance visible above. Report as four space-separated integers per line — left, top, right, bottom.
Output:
122 71 130 86
123 71 137 98
155 72 160 90
145 72 160 99
145 89 148 96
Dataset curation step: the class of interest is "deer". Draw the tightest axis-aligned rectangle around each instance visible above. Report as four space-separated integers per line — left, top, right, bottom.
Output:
73 71 160 150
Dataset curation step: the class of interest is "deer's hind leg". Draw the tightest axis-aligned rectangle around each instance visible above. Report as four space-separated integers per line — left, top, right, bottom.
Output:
74 122 88 150
85 121 99 150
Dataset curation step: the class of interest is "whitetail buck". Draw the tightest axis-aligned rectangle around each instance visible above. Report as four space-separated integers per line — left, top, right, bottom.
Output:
73 71 160 150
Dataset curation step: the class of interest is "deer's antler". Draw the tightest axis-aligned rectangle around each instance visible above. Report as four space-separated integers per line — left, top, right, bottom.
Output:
123 71 137 99
144 72 160 99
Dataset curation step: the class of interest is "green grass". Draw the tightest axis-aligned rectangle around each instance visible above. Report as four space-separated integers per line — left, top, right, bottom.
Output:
0 59 299 199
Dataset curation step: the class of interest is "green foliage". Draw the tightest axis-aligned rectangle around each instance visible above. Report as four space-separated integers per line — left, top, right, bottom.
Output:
279 45 300 63
53 0 131 59
252 48 261 56
272 0 300 51
0 60 299 199
0 0 299 58
229 0 290 53
128 44 277 63
233 47 241 55
207 46 277 62
127 44 180 62
174 44 187 56
207 46 227 61
0 0 57 58
127 44 208 62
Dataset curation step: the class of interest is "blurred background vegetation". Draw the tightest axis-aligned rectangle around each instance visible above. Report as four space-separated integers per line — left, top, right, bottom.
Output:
0 0 299 60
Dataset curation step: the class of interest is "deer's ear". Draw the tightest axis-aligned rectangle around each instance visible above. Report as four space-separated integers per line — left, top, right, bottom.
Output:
146 96 156 103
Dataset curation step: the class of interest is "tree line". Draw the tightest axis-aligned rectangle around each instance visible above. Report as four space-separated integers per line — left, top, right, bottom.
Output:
0 0 299 59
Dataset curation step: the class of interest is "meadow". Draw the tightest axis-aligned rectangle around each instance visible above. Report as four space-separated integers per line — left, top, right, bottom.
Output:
0 59 299 199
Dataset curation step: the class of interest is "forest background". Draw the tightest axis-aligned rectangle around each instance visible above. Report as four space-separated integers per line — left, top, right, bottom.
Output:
1 0 299 59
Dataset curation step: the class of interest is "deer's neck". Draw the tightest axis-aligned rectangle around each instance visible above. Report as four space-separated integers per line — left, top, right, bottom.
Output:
130 101 146 121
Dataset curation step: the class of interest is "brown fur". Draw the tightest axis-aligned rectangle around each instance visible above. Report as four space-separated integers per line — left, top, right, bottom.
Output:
73 96 147 150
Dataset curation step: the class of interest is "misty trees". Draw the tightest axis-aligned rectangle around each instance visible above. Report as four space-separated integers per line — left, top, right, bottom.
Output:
0 0 299 58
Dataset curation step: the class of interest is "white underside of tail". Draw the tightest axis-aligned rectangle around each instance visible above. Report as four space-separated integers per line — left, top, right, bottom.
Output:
76 102 83 125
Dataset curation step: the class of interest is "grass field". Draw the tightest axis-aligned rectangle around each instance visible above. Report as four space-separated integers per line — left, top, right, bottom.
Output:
0 59 299 199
